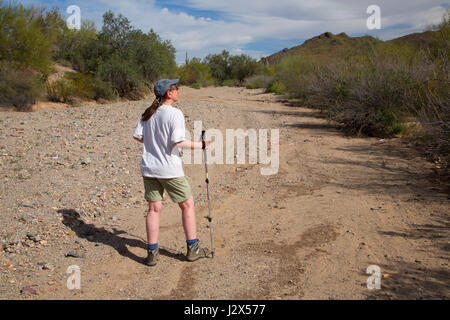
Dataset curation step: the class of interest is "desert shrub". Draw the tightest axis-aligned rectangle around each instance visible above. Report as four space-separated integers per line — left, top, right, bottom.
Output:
0 61 42 111
80 12 176 98
190 83 201 89
0 1 53 77
328 44 422 136
275 54 318 101
96 54 145 100
245 75 270 89
229 54 260 83
178 57 214 87
129 28 177 84
62 71 117 101
404 11 450 169
267 80 287 94
264 65 276 76
245 78 263 89
274 43 427 137
64 72 95 100
46 78 75 103
204 50 231 84
0 3 177 106
220 79 237 87
204 50 261 85
89 77 118 101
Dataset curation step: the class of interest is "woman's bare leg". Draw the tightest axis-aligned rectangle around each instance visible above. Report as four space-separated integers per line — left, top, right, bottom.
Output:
146 201 162 244
178 196 197 240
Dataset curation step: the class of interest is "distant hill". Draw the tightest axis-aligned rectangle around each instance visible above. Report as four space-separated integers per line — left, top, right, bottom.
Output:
387 30 439 49
260 30 439 65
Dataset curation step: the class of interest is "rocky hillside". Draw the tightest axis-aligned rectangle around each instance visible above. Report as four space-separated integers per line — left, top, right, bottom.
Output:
260 30 439 65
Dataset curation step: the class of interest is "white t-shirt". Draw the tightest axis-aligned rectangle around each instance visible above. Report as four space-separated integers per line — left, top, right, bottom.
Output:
133 104 186 178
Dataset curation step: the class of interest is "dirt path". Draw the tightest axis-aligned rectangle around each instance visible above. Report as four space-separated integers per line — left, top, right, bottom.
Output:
1 87 448 300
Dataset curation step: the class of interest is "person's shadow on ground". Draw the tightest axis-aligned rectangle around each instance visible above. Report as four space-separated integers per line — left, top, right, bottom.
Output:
59 209 186 265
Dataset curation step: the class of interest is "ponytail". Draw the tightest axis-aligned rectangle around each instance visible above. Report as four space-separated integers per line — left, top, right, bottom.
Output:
141 97 161 121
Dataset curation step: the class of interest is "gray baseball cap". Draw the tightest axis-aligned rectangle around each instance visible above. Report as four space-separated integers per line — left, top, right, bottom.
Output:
154 79 179 98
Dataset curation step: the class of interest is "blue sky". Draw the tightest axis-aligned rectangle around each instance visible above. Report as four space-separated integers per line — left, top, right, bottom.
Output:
17 0 449 64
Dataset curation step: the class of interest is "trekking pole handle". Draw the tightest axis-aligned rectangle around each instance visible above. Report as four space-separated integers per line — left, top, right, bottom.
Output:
201 130 209 183
201 130 206 149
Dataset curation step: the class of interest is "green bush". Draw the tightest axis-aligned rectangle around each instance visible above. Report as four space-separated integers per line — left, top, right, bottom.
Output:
204 50 261 85
65 72 95 100
272 43 432 137
62 71 118 101
275 54 318 101
0 61 42 111
267 80 286 94
0 1 53 77
189 83 201 89
244 74 274 89
220 79 237 87
229 54 260 83
97 54 145 100
90 77 118 101
204 50 231 84
46 79 75 103
0 3 178 106
178 57 214 87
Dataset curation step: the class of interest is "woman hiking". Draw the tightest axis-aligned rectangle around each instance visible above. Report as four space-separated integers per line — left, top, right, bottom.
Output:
133 79 210 266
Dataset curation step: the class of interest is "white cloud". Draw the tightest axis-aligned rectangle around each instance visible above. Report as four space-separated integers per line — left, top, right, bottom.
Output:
90 0 448 63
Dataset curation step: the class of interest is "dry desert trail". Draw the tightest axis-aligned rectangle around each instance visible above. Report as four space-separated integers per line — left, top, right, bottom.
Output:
0 86 449 300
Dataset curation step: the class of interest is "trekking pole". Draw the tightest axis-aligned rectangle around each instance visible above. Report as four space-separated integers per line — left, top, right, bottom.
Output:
202 130 214 258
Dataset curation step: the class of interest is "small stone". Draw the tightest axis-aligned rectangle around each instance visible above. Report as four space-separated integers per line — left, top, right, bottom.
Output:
27 233 41 242
19 202 34 208
65 250 85 258
21 286 38 295
42 264 54 270
80 158 91 165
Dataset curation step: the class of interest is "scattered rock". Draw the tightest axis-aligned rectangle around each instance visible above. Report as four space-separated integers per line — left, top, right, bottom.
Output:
27 233 41 242
42 263 54 270
21 286 38 295
19 202 34 208
65 250 85 258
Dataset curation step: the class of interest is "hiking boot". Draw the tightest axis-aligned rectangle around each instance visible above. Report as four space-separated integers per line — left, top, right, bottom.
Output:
186 241 210 262
145 248 159 266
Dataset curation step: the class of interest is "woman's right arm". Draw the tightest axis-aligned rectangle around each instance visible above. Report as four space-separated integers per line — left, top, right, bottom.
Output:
174 140 209 149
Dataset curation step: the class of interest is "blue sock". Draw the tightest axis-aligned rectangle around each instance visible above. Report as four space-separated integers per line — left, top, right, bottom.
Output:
186 238 199 246
148 243 158 251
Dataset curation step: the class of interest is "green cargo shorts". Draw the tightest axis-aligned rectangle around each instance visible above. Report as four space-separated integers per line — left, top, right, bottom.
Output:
143 176 192 203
